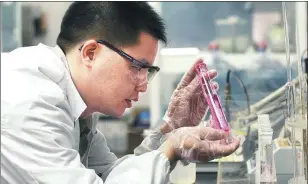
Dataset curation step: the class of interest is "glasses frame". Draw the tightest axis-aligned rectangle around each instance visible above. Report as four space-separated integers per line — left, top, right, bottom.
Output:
79 40 160 82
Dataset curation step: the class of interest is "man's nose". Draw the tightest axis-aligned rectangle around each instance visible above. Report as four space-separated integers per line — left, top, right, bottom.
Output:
136 82 148 92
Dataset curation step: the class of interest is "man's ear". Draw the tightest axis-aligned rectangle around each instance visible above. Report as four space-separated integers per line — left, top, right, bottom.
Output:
80 40 100 68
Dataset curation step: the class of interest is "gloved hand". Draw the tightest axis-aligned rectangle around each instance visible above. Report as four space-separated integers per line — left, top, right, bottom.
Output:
161 59 218 134
159 126 240 162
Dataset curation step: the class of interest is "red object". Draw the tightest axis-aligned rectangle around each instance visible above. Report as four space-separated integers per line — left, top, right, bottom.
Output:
208 42 220 50
257 41 268 49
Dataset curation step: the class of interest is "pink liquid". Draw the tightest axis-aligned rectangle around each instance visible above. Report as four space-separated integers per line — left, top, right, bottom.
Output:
196 63 230 132
206 94 230 132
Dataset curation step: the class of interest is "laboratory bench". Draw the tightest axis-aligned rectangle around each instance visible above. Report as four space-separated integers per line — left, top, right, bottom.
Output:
169 161 247 184
195 173 217 184
196 161 248 184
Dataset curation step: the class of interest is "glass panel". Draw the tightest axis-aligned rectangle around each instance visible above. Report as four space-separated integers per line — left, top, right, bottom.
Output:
2 30 19 52
1 2 20 52
1 2 17 29
160 2 296 53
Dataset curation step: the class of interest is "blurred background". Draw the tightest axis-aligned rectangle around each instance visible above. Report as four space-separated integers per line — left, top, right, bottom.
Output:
1 2 307 184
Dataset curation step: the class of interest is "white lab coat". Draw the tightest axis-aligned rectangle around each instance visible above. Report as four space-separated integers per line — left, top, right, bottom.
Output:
1 44 171 184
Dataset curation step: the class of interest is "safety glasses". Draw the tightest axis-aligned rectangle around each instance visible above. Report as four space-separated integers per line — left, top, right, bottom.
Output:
79 40 160 83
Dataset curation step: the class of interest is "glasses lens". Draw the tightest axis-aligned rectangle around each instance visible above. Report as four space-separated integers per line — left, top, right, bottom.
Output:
147 68 159 82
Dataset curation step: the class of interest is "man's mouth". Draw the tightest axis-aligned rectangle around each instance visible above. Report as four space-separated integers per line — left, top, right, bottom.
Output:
125 99 132 108
125 98 138 108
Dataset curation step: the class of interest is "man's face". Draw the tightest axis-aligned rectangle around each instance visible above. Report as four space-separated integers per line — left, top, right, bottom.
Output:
81 32 158 117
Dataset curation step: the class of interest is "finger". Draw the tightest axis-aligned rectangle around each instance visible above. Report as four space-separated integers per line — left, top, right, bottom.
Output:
211 81 219 91
200 81 219 96
178 59 204 89
195 138 239 161
198 69 218 86
212 137 241 158
199 127 227 141
183 80 219 106
204 69 218 80
183 76 201 99
186 70 218 96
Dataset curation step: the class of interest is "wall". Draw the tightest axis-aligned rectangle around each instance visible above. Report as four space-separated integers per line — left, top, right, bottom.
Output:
1 2 22 52
22 2 71 46
160 2 252 49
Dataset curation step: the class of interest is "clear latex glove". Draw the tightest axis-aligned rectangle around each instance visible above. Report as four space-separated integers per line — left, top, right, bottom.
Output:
159 126 240 163
206 115 234 144
162 59 218 133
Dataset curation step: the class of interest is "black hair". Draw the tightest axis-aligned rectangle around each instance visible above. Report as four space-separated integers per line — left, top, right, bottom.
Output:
56 2 167 53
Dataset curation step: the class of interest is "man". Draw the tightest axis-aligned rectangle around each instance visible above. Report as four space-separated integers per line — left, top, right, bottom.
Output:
1 2 240 184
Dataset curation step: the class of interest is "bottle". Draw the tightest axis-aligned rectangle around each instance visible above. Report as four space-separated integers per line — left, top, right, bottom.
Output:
256 114 277 184
169 161 196 184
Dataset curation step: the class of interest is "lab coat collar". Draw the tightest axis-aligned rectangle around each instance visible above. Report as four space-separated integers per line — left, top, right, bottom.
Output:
48 44 87 121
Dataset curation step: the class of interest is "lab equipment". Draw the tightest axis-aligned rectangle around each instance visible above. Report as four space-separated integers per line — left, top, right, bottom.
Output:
282 3 298 183
295 25 306 120
247 137 306 183
282 1 296 124
133 109 151 128
291 9 308 184
305 57 308 181
282 2 307 184
288 149 307 184
257 114 277 184
195 62 230 132
169 161 196 184
224 69 251 123
273 139 303 183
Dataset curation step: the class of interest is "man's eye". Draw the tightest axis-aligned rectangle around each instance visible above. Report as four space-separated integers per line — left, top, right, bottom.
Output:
131 65 142 71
